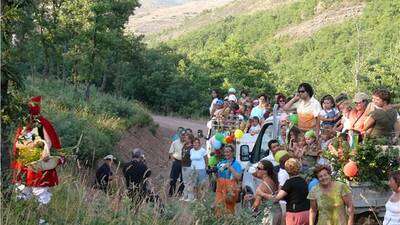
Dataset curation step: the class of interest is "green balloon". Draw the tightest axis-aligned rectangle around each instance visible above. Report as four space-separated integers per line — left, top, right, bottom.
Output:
274 150 289 163
208 155 218 167
289 114 299 125
215 133 224 142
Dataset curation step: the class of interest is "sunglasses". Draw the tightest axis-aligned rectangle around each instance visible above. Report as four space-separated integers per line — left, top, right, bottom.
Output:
298 90 306 93
256 166 265 170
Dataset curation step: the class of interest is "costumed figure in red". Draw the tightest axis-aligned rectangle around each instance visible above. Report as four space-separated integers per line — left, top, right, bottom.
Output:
12 96 64 205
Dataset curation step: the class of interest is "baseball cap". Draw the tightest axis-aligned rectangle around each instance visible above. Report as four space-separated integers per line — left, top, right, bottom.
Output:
228 88 236 93
353 92 369 103
131 148 144 158
216 99 224 106
104 155 116 160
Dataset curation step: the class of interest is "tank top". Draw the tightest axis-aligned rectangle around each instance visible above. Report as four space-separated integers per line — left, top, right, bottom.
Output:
383 198 400 225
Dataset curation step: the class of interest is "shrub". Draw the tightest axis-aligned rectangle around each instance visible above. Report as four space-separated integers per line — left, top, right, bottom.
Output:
22 77 153 165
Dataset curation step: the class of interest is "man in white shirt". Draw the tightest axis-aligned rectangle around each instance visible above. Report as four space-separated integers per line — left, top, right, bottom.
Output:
168 130 185 197
261 139 281 167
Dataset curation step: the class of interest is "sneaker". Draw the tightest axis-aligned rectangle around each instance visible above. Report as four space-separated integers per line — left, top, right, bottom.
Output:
39 219 49 225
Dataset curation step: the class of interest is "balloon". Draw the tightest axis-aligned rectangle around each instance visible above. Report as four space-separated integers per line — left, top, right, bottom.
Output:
212 140 222 150
209 136 216 145
225 135 234 144
343 160 358 178
308 178 319 191
208 155 218 167
288 114 299 125
215 133 225 142
222 138 227 144
274 150 289 163
234 129 244 139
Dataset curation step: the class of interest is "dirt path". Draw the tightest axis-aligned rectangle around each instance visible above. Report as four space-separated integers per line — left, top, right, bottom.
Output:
115 114 207 192
152 115 208 135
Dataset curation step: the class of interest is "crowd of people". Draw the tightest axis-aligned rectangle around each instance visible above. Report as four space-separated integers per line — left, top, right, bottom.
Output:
209 84 399 143
15 86 399 225
162 83 400 225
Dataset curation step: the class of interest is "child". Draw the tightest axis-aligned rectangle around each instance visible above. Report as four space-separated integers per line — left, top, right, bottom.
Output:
287 126 301 151
303 130 329 167
289 135 306 159
300 130 319 171
319 95 339 129
212 99 225 118
335 100 353 132
320 128 335 151
248 116 261 135
304 130 319 157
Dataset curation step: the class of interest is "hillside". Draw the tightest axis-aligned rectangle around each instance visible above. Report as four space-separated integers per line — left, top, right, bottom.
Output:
126 0 234 35
157 0 400 99
146 0 300 42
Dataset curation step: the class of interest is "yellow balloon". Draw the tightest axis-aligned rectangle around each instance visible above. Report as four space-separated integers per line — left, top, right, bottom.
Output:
234 129 244 139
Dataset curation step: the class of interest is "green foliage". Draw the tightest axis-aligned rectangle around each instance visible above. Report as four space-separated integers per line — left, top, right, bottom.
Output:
324 138 400 188
163 0 400 102
24 77 152 165
353 140 400 187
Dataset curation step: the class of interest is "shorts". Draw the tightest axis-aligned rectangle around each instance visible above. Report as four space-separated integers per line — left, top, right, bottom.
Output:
193 169 207 186
16 184 52 205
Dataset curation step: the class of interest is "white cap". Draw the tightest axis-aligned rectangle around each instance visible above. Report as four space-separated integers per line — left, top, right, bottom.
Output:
228 88 236 93
103 155 115 160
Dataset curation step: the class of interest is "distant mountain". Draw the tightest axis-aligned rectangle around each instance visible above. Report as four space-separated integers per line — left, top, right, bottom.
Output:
126 0 234 35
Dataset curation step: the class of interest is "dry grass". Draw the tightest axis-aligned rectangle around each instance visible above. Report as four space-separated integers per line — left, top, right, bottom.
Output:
2 161 256 225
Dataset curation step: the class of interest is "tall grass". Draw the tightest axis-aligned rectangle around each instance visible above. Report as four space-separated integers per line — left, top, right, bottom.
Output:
2 161 257 225
23 77 154 165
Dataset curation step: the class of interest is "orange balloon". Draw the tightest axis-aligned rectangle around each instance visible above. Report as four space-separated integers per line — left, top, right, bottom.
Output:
225 135 234 144
343 161 358 178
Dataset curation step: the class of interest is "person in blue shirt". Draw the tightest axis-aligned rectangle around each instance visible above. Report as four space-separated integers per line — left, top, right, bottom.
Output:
215 145 242 216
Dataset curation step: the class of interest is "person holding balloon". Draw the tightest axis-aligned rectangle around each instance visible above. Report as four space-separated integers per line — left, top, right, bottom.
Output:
215 145 242 216
308 165 354 225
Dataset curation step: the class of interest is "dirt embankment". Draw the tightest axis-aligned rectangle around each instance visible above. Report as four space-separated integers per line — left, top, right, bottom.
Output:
115 115 206 190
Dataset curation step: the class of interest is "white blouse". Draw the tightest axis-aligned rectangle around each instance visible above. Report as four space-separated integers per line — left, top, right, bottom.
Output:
383 195 400 225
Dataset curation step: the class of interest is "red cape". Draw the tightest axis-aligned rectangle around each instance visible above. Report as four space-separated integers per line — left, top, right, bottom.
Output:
12 116 62 187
